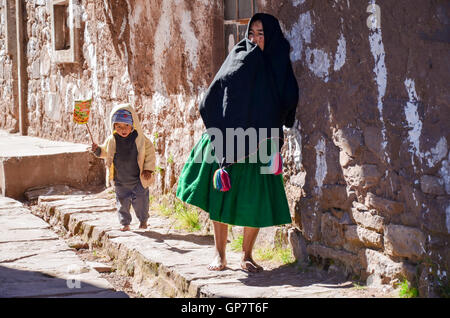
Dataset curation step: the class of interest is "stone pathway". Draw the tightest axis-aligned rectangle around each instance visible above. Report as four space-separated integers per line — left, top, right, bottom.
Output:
18 190 397 298
0 196 127 298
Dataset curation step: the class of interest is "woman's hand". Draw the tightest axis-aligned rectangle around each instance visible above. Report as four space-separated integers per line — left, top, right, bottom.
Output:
141 170 153 180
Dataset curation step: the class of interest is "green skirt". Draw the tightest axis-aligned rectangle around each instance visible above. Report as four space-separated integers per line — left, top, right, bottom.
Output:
176 133 292 228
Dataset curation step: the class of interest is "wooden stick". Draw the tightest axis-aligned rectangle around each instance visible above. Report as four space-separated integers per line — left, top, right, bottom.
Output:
86 123 94 144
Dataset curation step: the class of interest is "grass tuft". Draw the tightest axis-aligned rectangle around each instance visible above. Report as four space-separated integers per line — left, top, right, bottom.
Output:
254 245 296 265
152 195 201 232
398 279 418 298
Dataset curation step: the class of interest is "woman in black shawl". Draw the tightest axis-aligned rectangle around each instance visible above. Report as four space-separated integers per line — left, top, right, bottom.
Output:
176 13 299 272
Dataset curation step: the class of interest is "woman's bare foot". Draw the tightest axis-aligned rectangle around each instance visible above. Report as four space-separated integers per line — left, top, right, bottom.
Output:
207 254 227 271
120 225 130 232
241 257 263 273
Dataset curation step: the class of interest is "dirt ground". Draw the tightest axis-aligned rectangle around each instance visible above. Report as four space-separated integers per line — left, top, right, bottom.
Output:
75 248 144 298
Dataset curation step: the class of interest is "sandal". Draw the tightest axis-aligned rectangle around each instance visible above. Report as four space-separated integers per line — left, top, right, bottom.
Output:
241 259 263 273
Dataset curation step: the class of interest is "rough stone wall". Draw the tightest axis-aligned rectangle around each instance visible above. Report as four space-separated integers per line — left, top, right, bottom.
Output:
0 0 448 296
259 0 449 296
0 1 16 130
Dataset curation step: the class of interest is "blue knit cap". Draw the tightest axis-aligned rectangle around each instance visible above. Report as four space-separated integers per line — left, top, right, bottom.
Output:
112 109 133 126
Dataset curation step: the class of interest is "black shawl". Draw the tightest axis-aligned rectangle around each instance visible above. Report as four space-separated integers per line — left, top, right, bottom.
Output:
199 13 299 165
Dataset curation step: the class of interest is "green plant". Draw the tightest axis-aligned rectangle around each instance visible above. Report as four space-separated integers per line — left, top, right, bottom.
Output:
173 199 201 232
157 202 172 217
398 279 418 298
254 246 272 261
230 235 244 252
154 195 201 232
153 132 159 140
254 245 296 265
279 247 296 264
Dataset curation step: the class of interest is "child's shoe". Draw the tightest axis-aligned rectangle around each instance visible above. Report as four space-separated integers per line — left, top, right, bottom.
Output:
139 222 147 230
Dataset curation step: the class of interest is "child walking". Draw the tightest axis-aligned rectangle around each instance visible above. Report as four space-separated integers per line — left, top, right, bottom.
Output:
91 103 155 231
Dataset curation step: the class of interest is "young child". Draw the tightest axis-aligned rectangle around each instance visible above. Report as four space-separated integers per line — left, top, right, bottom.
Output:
92 103 155 231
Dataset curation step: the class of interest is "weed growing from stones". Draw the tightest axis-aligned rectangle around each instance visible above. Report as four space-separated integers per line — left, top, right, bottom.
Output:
152 194 201 232
398 279 418 298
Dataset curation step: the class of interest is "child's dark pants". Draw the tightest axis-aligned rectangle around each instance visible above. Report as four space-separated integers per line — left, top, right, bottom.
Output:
115 182 149 226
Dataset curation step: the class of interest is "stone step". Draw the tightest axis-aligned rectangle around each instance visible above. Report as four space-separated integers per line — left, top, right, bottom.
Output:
0 196 127 298
0 130 105 200
32 191 396 298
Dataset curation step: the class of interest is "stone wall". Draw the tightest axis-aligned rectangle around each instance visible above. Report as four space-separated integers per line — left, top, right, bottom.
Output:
0 0 16 131
0 0 448 296
261 0 449 297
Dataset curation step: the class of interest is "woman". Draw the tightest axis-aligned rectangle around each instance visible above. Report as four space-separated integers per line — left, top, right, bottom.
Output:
176 13 299 272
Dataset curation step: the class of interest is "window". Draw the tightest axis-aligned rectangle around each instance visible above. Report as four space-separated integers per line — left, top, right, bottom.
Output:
224 0 258 54
53 3 70 50
51 0 79 63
